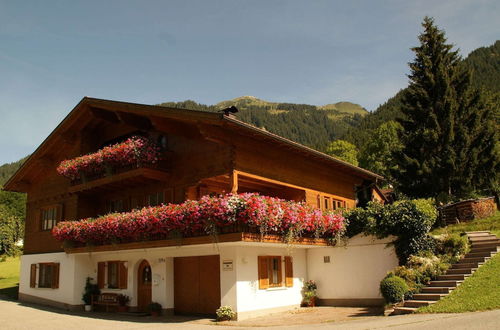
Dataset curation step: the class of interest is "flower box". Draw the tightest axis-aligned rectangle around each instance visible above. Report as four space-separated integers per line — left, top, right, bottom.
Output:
56 136 161 181
52 193 346 247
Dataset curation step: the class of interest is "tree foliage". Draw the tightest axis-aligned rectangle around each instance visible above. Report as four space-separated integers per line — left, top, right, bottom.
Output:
392 17 499 200
325 140 359 166
359 121 402 183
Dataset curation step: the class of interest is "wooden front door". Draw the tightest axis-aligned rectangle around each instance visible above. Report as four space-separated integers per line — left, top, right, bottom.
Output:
137 260 152 312
174 255 220 315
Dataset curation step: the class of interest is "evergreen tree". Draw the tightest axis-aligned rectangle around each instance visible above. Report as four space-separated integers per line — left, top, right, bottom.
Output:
393 17 499 200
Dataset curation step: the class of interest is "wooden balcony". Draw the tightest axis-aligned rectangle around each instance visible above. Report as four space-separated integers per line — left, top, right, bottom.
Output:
68 163 169 193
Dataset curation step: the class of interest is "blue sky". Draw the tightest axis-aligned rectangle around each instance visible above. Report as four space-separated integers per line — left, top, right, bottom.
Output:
0 0 499 165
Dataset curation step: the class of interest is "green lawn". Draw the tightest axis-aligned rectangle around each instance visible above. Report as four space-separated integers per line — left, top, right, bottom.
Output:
418 253 500 313
0 256 20 300
431 211 500 237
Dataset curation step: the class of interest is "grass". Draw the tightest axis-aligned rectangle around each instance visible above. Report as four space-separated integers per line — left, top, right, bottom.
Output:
0 256 20 300
431 211 500 237
418 211 500 313
418 253 500 313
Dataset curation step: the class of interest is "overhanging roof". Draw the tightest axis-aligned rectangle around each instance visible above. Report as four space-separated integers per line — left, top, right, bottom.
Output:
4 97 383 192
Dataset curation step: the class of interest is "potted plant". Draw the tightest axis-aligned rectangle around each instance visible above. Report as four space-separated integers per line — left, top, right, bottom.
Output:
148 302 162 317
82 277 100 312
116 294 130 312
302 280 318 307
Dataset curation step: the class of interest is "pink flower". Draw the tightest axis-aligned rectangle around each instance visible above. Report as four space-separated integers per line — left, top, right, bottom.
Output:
52 193 346 246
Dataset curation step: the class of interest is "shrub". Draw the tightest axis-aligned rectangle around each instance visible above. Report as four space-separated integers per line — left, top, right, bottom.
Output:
435 234 469 262
345 199 438 265
380 276 408 304
216 305 236 321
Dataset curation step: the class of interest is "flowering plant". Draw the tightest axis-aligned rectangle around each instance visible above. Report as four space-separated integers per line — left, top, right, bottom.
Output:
56 136 161 181
52 193 346 246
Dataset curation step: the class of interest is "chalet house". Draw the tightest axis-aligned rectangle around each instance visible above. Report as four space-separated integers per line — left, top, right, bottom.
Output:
4 97 397 320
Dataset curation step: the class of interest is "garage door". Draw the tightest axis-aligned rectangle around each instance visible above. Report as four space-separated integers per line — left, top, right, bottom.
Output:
174 255 221 315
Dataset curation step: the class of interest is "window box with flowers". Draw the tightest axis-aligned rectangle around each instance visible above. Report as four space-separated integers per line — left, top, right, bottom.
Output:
56 136 162 184
52 193 346 248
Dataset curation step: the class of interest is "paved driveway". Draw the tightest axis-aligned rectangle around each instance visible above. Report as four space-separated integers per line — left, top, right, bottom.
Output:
0 300 499 329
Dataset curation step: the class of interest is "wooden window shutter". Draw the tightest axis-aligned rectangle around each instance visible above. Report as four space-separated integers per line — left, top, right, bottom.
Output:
97 262 106 289
118 261 128 289
30 264 37 288
258 256 269 290
51 263 60 289
285 256 293 287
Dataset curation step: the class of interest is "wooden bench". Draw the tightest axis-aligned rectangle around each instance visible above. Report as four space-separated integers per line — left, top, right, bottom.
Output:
91 293 119 312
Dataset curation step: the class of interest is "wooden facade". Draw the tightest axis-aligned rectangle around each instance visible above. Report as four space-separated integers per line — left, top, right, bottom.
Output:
4 97 383 255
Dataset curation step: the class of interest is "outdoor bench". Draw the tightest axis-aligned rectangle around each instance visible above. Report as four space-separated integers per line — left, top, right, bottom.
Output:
91 293 119 312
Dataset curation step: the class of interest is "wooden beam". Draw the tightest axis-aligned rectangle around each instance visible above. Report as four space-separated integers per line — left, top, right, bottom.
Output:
64 232 328 254
89 107 121 123
230 170 238 194
116 111 153 131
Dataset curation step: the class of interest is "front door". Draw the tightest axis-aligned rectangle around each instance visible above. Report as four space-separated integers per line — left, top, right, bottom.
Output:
137 260 152 312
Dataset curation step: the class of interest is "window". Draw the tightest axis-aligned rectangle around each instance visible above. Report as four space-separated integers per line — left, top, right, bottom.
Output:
324 197 330 210
107 261 119 289
30 263 60 289
41 206 60 231
146 191 164 207
107 199 124 213
332 199 345 210
258 256 293 289
97 261 128 289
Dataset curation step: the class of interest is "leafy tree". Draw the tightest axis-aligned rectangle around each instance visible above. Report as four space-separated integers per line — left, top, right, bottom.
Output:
393 17 500 200
359 121 403 182
325 140 359 166
0 205 24 256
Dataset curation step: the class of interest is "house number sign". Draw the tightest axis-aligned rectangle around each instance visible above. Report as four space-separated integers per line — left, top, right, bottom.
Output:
222 260 233 271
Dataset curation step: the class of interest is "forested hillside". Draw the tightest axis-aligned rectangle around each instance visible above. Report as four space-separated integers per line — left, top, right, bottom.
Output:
159 96 367 152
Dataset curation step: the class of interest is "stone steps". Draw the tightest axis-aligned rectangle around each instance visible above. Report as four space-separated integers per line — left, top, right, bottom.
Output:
446 268 476 275
421 287 453 294
392 231 498 315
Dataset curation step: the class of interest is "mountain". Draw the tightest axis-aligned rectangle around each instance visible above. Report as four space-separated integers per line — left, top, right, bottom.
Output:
465 40 500 93
0 157 27 187
215 96 368 117
159 96 367 152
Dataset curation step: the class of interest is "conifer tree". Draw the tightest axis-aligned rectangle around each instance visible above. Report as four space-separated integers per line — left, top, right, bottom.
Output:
393 17 499 200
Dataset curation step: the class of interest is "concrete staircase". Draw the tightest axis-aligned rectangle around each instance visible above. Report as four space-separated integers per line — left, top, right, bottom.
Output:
393 231 499 315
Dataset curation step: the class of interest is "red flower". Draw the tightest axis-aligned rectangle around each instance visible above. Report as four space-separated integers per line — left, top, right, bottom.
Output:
52 193 346 246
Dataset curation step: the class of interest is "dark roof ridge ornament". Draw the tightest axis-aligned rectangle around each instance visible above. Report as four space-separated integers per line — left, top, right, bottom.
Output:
220 106 239 116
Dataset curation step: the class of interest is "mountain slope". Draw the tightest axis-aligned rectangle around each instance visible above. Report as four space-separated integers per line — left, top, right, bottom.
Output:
159 96 366 151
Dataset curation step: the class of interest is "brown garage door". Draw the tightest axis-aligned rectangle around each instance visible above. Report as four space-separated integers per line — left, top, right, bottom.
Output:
174 255 221 315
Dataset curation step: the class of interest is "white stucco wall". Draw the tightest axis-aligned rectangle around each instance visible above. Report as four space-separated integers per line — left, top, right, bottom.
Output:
233 245 306 318
19 236 397 317
19 253 78 306
307 235 398 301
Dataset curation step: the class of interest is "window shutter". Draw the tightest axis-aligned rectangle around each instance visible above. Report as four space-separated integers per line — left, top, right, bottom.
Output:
51 263 60 289
258 256 269 290
118 261 128 289
30 264 37 288
285 256 293 287
97 262 106 289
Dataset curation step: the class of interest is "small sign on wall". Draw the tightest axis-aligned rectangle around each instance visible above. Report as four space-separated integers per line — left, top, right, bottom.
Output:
222 259 233 271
